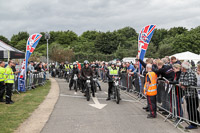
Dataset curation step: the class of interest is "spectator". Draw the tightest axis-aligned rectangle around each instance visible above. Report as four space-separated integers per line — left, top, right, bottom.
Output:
168 64 183 121
197 64 200 87
171 56 181 65
126 62 135 73
179 61 200 129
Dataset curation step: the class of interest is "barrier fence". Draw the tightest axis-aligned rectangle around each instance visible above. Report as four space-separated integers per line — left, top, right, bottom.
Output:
97 68 200 127
119 73 200 127
13 72 46 93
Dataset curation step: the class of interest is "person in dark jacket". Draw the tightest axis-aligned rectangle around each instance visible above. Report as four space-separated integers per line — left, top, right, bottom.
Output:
80 60 94 97
69 62 80 91
167 64 183 121
91 64 101 91
171 56 181 65
156 60 175 115
179 61 199 129
105 62 119 100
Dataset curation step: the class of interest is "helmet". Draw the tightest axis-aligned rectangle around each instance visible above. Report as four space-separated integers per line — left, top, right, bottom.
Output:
91 64 96 68
111 62 116 65
65 61 69 64
84 60 89 65
73 62 77 66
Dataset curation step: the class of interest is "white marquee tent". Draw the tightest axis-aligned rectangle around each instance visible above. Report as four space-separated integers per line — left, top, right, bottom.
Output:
0 40 25 59
170 51 200 64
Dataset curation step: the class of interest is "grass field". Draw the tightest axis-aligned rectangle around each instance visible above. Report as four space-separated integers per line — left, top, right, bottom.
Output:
0 81 51 133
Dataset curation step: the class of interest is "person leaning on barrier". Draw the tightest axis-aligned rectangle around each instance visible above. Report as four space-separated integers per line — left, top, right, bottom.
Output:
144 64 157 118
196 64 200 87
0 61 6 102
171 56 181 65
166 64 183 121
179 61 200 129
4 60 15 104
105 62 119 101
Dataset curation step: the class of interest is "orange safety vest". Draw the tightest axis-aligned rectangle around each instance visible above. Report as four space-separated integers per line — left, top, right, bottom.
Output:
144 71 157 96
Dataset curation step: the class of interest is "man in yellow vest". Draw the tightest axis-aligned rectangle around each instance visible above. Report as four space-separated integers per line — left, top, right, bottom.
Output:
4 60 15 104
144 64 157 118
106 62 119 100
0 61 6 102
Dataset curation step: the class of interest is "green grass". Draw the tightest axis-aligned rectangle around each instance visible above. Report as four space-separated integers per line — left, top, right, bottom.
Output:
0 81 51 133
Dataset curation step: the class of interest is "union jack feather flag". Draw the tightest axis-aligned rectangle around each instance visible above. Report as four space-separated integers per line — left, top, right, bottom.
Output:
138 25 156 70
18 33 42 92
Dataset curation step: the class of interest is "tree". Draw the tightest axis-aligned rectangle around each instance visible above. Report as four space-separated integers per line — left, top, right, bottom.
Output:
0 35 10 44
49 43 74 63
95 32 119 54
10 31 29 47
151 29 168 50
168 27 188 37
15 39 27 52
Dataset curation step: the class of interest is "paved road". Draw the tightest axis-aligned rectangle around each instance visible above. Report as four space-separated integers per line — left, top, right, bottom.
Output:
41 78 182 133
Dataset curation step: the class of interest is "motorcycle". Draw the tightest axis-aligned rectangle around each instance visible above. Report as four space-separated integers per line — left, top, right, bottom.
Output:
93 77 101 92
65 70 70 83
73 74 78 92
85 76 92 101
111 77 121 104
52 68 56 77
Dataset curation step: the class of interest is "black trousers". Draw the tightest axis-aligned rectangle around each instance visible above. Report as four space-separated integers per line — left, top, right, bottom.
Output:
0 81 5 99
108 82 113 97
186 96 200 125
69 78 80 89
147 95 157 117
6 83 13 102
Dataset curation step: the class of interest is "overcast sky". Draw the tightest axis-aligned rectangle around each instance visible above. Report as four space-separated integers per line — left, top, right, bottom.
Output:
0 0 200 39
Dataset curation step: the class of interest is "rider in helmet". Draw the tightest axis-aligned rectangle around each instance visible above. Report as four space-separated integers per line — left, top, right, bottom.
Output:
69 62 80 91
80 60 94 97
91 64 102 91
106 61 119 100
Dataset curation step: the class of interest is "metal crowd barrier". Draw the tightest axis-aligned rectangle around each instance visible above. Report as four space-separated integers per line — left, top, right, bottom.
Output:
99 68 108 82
13 72 46 93
118 73 133 91
131 75 200 127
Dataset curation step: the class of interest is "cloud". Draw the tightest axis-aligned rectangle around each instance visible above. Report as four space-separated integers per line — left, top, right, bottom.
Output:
0 0 200 39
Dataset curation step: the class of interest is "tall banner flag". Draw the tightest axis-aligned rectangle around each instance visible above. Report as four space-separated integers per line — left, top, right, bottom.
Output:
18 33 42 92
138 25 156 70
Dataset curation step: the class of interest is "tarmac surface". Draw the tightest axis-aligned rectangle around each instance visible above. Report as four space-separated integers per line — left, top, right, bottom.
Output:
41 78 182 133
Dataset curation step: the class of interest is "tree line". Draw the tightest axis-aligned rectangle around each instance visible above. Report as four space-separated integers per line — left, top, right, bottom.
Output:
0 26 200 62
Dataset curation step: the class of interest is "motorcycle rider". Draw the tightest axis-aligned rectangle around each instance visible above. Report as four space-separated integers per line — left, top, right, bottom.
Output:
91 64 102 91
58 62 65 78
50 63 56 77
69 62 80 91
64 61 71 78
80 60 94 97
106 62 119 100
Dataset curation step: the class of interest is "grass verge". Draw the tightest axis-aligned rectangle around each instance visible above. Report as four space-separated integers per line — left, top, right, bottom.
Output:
0 80 51 133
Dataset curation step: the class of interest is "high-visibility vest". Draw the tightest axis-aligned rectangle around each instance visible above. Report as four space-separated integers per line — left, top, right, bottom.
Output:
65 64 70 70
109 67 118 76
4 66 14 84
70 65 73 69
144 71 157 96
0 67 5 82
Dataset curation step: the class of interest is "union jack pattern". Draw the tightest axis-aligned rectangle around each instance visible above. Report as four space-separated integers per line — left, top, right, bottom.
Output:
138 25 156 70
18 33 42 92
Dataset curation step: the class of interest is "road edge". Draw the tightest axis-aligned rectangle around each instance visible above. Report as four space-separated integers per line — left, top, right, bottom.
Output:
14 78 60 133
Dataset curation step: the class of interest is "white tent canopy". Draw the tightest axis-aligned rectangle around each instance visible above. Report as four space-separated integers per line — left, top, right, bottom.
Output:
0 40 25 59
170 51 200 64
